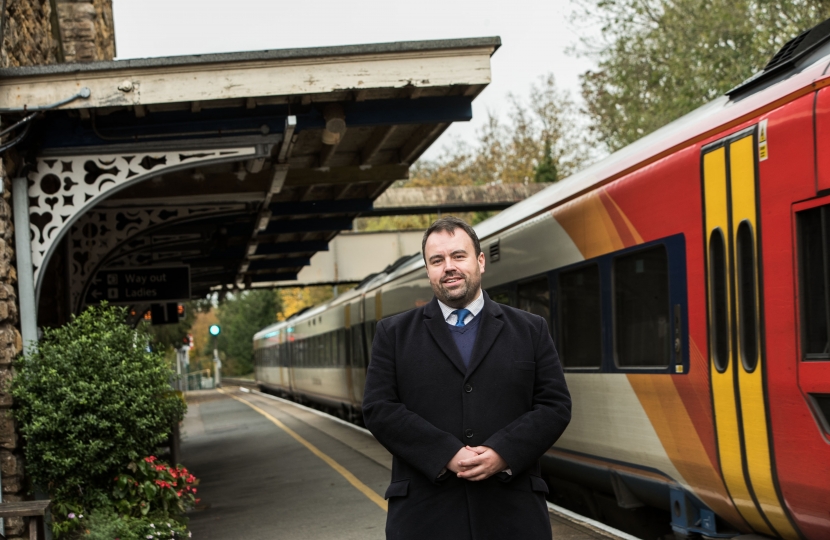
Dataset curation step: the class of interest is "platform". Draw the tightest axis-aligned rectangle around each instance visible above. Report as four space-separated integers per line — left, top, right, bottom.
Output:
181 387 638 540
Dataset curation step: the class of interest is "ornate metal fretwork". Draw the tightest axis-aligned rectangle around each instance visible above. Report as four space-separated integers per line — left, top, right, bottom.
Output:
69 205 245 312
28 147 258 295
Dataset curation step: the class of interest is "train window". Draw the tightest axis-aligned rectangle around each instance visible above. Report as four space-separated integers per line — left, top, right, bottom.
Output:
559 264 602 368
614 245 671 367
487 286 514 307
517 277 551 332
798 205 830 359
736 221 759 371
339 329 347 366
709 229 730 371
323 333 332 367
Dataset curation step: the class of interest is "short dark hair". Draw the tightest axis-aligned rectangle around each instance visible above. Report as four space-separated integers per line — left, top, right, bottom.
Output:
422 216 482 260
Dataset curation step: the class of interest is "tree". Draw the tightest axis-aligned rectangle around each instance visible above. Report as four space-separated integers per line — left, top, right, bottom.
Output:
214 289 280 376
574 0 830 151
534 139 558 183
276 286 335 321
409 74 591 188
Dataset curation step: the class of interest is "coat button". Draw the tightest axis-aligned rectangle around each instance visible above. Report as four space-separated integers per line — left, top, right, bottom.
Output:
465 429 474 438
464 384 472 393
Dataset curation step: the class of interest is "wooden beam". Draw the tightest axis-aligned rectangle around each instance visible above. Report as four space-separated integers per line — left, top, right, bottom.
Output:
360 125 396 165
285 163 409 187
399 123 447 164
320 134 343 167
0 44 497 109
191 101 202 113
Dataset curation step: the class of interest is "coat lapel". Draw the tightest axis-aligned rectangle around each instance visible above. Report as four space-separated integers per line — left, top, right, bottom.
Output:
465 293 504 380
423 298 467 375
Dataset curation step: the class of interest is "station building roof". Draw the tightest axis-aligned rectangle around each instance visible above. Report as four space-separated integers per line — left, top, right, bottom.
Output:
0 37 499 320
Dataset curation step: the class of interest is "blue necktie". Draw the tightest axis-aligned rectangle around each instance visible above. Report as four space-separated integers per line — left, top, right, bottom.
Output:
453 309 471 327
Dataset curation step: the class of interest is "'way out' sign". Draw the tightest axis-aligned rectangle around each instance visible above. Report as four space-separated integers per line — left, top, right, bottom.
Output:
85 266 191 305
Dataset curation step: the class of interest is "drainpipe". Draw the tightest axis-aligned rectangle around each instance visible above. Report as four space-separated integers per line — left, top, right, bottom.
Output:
13 176 37 349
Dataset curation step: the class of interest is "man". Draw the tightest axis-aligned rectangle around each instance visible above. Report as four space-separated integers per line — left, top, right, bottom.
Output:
363 216 572 540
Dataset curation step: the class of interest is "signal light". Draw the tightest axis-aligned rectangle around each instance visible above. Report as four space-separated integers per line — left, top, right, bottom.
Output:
209 325 221 336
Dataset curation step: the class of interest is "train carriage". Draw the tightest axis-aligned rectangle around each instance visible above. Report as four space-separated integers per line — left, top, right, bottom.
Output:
254 19 830 539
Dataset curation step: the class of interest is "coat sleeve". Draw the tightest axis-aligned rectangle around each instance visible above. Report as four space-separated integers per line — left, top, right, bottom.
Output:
362 318 464 482
482 316 571 476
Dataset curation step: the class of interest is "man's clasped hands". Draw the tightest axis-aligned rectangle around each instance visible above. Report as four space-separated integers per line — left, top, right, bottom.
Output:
446 446 508 481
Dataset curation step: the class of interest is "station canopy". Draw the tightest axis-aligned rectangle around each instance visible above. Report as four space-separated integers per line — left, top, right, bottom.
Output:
0 38 499 324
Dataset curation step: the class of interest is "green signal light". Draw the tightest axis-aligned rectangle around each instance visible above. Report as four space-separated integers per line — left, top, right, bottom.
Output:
209 325 221 336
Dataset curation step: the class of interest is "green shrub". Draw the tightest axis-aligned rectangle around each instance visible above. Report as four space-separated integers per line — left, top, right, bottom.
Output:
73 508 189 540
11 304 186 511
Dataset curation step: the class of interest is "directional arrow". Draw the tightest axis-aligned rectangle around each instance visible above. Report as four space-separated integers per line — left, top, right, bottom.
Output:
85 266 191 305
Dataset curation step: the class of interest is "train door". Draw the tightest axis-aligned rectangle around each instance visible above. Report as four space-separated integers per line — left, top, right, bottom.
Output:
350 297 368 406
287 326 297 396
701 128 800 539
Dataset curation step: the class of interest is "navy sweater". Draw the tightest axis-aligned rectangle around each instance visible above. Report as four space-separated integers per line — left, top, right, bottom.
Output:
447 313 481 368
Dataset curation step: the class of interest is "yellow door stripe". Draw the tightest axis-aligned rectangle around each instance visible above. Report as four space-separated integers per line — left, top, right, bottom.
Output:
728 137 799 540
217 388 389 512
703 148 772 534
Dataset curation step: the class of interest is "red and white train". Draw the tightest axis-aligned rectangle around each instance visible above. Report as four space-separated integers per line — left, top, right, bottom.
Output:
255 20 830 539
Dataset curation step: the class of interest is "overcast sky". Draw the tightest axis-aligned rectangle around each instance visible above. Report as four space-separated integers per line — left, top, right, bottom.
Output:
113 0 598 161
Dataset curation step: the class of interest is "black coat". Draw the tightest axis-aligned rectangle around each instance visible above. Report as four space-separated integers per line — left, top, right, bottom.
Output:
363 292 572 540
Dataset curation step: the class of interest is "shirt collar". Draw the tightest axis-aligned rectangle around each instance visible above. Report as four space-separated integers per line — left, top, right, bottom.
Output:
437 289 484 323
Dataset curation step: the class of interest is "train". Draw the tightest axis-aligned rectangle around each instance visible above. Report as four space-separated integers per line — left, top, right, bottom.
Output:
253 19 830 540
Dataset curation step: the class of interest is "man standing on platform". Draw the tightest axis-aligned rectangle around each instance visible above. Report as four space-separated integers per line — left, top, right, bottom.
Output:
363 216 572 540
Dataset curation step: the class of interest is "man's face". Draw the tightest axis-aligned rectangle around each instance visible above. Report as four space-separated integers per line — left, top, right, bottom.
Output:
424 229 485 308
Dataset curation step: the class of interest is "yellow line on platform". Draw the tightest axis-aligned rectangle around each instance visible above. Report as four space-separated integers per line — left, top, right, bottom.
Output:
217 388 388 512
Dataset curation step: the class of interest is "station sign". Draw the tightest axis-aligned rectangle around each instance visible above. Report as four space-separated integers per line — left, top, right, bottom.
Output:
85 266 191 305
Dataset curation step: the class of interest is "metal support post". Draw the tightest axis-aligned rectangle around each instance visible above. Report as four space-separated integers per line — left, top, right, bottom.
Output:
12 176 52 539
12 176 37 351
214 348 222 388
175 348 182 391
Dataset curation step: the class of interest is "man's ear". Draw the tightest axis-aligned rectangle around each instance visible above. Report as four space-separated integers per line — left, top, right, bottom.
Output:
478 251 486 273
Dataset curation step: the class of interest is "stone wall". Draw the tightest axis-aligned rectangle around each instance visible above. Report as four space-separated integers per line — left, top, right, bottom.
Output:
1 0 115 67
55 0 114 62
0 0 59 67
0 161 27 539
0 1 114 537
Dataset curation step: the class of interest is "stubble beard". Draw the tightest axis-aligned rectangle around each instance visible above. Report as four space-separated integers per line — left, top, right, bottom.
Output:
433 270 481 309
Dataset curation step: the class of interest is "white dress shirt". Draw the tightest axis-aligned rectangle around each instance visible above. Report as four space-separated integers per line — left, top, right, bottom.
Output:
437 289 484 326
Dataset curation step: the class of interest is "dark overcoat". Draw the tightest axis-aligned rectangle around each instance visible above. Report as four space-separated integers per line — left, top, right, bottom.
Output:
363 292 572 540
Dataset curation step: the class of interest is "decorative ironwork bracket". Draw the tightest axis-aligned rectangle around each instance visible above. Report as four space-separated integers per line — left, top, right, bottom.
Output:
27 146 261 300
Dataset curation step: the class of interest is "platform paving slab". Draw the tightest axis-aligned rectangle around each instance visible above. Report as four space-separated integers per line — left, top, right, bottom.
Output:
182 388 634 540
182 390 387 540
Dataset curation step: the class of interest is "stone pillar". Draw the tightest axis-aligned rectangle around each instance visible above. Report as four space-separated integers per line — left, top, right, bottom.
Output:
55 0 114 63
0 161 27 539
